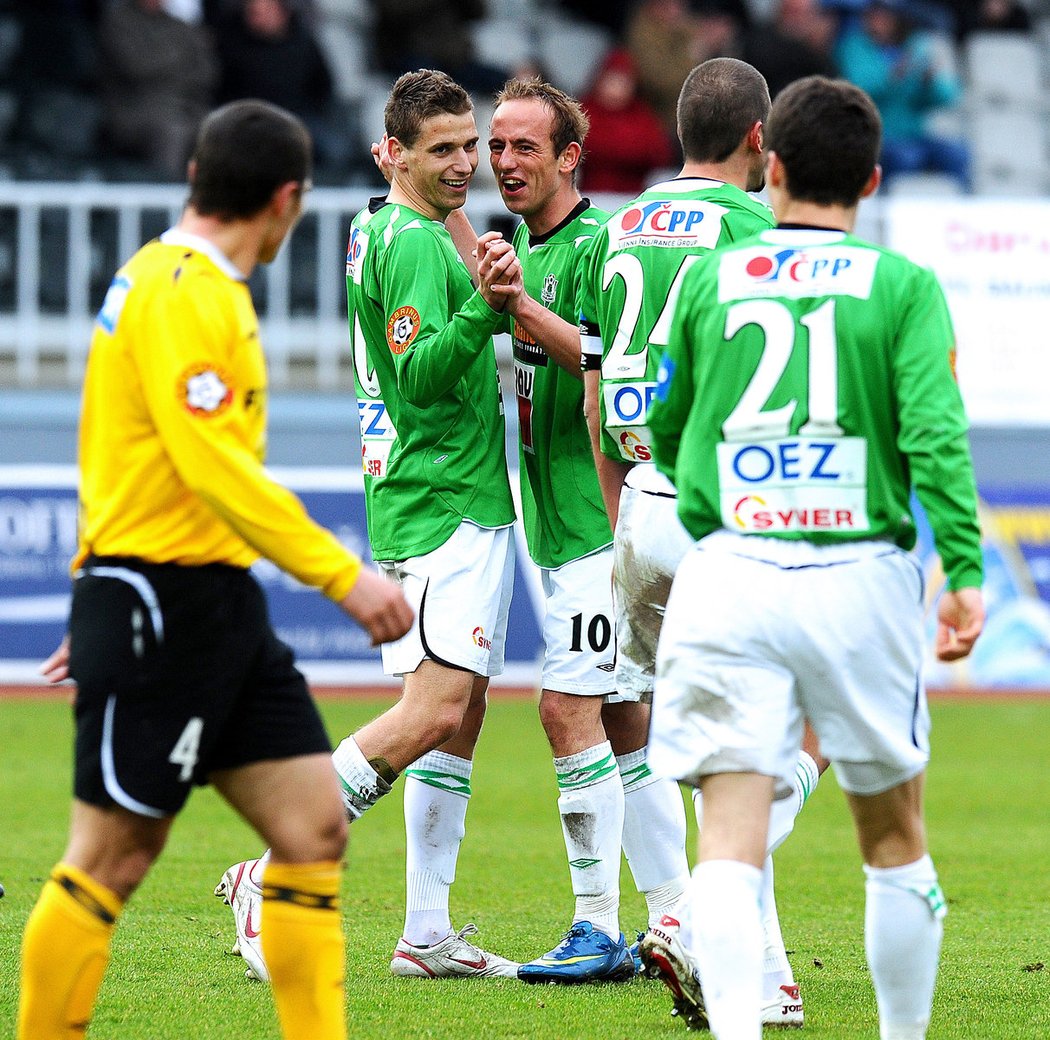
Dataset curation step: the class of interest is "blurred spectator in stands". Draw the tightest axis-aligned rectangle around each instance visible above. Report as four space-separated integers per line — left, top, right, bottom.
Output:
741 0 840 99
693 0 750 58
370 0 507 96
836 0 970 190
9 1 103 173
941 0 1032 40
627 0 754 133
625 0 703 134
99 0 219 180
579 48 676 193
215 0 354 179
557 0 632 35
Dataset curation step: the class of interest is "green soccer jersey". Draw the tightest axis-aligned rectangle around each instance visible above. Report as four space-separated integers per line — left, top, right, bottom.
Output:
346 198 515 561
579 177 774 465
648 227 984 590
506 200 612 569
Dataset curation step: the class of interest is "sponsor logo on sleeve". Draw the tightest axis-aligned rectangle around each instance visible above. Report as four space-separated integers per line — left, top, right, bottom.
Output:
177 363 235 417
345 226 369 284
386 305 420 354
97 274 132 334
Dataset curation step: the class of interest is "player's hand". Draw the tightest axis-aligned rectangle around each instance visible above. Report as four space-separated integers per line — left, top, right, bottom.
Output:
934 586 984 662
371 134 395 185
40 635 71 684
339 567 414 646
477 233 522 311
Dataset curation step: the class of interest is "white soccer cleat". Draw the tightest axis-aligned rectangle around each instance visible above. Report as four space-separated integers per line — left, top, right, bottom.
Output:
762 983 804 1028
214 859 269 983
390 923 519 979
638 914 709 1030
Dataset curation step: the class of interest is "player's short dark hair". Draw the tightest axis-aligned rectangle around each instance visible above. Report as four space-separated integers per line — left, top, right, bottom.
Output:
766 76 882 206
493 77 590 157
188 99 312 220
677 57 770 163
385 69 473 148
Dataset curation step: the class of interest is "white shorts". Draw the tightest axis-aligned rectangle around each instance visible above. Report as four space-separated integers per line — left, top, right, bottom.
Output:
613 480 695 699
650 530 929 797
377 521 515 677
540 548 618 698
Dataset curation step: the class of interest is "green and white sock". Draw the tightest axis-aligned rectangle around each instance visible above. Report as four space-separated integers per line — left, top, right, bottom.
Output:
403 750 472 946
555 741 623 939
331 736 393 821
617 747 689 926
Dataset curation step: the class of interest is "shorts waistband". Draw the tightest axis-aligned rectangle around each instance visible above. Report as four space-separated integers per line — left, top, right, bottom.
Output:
624 466 677 498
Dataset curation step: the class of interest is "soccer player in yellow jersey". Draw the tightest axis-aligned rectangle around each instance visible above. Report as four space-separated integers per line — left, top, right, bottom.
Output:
16 99 412 1040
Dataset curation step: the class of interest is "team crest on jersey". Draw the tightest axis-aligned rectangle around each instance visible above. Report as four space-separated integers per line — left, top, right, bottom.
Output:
178 363 234 416
719 245 878 301
607 200 726 250
386 305 420 354
541 273 558 306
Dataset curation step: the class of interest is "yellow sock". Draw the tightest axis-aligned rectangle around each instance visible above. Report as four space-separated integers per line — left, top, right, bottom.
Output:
261 860 346 1040
17 863 124 1040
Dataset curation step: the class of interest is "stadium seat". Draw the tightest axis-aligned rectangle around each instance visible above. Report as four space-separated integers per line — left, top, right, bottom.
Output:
316 16 374 102
471 18 539 77
535 16 612 97
884 171 965 197
971 109 1049 195
965 31 1046 108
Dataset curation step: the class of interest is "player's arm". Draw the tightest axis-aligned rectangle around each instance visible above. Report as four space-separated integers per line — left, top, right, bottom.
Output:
444 207 482 284
383 228 517 405
505 290 584 378
583 356 629 529
894 269 984 658
139 280 411 640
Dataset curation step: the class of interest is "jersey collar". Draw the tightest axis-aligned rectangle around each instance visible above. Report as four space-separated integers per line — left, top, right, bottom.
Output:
528 197 592 247
160 229 246 282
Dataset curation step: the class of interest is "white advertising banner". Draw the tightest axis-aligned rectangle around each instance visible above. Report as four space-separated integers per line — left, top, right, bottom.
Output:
886 198 1050 427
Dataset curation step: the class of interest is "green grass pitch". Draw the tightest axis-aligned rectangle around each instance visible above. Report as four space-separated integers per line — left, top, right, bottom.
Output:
1 694 1048 1038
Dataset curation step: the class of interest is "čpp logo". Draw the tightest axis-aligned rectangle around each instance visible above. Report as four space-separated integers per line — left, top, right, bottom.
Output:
744 249 853 283
619 201 705 237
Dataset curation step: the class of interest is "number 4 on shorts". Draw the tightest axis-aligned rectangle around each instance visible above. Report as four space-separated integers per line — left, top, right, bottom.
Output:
169 717 204 782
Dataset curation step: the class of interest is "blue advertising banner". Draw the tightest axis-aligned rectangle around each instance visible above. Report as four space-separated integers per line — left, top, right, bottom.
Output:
0 467 544 687
2 467 1047 691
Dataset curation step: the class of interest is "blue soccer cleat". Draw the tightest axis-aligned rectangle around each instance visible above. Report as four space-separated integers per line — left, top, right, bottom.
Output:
518 921 636 983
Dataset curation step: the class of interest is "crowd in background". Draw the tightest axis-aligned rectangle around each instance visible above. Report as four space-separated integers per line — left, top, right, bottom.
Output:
0 0 1045 190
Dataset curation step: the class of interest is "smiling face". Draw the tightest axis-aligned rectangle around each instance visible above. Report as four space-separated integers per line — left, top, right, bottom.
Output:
391 109 479 221
488 98 580 236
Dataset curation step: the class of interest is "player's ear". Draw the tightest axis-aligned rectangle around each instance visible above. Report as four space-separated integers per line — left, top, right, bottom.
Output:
747 120 763 155
766 150 784 187
388 136 409 171
861 165 881 199
560 141 582 175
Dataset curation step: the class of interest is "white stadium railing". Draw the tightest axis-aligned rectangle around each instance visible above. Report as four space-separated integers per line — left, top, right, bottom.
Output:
0 182 887 391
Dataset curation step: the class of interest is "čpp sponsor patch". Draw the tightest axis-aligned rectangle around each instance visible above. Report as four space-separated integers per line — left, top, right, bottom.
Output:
718 246 878 302
607 200 727 251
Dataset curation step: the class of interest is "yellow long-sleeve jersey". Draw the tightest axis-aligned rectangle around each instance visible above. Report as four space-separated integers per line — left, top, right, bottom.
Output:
75 229 361 602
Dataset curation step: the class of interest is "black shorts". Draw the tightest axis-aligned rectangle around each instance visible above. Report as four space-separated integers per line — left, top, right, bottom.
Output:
69 555 332 817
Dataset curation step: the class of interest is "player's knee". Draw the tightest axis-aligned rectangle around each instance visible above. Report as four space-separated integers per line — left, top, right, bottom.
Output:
271 807 347 863
421 705 465 748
